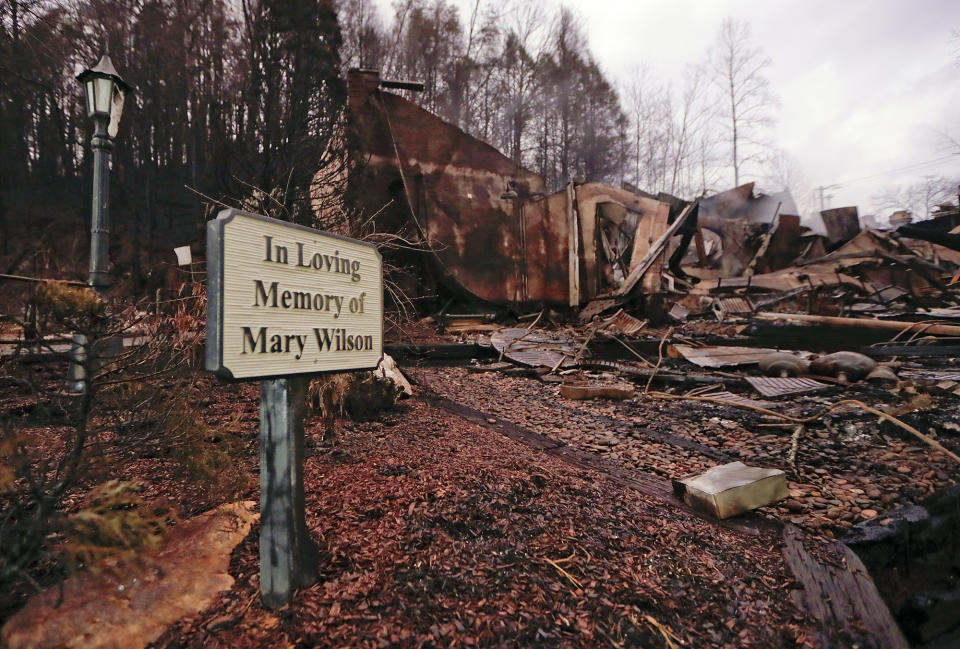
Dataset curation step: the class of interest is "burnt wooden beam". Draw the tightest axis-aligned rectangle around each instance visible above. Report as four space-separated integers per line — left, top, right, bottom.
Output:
379 78 424 92
863 344 960 359
384 343 496 361
782 523 910 649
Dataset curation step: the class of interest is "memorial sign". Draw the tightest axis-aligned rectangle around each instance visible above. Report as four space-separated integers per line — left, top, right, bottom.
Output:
205 208 383 609
206 208 383 379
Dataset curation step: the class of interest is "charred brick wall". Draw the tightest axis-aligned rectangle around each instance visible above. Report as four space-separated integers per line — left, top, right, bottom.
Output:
344 69 567 307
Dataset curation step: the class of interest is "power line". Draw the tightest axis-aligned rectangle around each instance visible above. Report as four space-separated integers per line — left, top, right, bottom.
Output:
815 154 959 210
825 154 959 189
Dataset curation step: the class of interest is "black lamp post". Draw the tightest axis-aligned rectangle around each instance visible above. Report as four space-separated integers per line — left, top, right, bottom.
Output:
68 54 132 393
77 53 132 291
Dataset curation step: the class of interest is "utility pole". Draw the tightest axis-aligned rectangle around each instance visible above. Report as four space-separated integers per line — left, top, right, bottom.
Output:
817 184 841 211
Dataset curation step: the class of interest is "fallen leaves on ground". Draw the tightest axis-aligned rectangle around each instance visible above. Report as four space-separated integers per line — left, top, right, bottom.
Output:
151 395 821 649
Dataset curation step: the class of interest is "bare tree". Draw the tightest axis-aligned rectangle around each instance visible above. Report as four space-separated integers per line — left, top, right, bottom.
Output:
760 148 815 214
668 63 714 196
623 65 664 190
872 175 960 222
622 66 645 187
446 0 500 132
938 127 960 156
709 17 777 186
548 6 585 186
338 0 387 70
496 0 547 166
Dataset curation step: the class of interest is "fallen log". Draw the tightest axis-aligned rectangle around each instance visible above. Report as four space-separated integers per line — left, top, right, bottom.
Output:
754 312 960 337
384 343 496 361
559 382 634 400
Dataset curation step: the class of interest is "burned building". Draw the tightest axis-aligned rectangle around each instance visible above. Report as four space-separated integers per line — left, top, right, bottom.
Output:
337 69 887 315
340 68 676 309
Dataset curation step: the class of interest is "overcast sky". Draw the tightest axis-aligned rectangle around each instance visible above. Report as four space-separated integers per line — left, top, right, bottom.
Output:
443 0 960 218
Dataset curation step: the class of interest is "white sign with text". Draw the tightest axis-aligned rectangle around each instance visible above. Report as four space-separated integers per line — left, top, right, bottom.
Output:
206 209 383 380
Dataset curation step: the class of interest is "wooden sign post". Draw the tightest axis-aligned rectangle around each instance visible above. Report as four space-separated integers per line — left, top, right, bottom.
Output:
206 209 383 608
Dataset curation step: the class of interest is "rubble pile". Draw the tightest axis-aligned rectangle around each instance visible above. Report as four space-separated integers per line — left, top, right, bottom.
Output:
393 186 960 645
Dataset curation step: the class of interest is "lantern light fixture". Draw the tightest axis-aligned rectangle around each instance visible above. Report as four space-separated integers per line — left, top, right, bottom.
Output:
76 54 132 120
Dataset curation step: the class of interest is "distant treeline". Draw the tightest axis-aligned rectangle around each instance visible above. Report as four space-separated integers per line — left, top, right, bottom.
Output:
1 0 778 285
338 0 776 199
0 0 343 282
340 0 627 192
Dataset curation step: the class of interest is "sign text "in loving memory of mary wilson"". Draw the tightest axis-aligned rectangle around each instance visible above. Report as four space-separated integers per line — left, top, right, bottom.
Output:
205 209 383 380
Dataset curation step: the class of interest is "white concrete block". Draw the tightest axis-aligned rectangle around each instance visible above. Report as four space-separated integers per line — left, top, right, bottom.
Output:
673 461 788 519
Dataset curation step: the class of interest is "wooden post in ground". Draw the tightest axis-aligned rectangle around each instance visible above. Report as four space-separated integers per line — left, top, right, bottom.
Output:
259 377 317 609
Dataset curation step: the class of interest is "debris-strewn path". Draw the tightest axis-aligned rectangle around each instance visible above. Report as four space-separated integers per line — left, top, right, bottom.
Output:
152 398 824 649
409 366 957 539
409 367 911 649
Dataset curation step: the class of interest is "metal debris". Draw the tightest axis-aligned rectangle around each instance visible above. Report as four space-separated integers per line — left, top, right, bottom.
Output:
913 307 960 320
712 297 753 320
667 303 689 323
899 369 960 381
467 362 514 373
696 391 775 409
490 328 578 369
671 344 782 368
744 376 830 398
602 310 647 336
579 298 619 323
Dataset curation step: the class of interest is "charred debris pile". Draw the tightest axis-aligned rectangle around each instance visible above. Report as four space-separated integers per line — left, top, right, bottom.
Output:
349 65 960 413
405 196 960 645
344 70 960 357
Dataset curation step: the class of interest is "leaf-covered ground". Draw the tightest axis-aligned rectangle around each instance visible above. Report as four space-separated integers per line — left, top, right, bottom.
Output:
411 365 959 539
150 396 824 649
